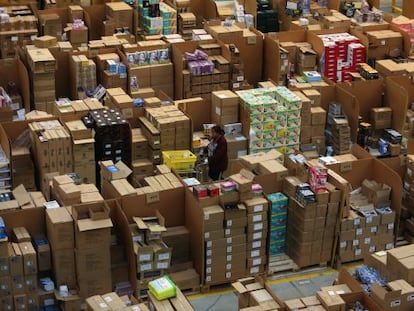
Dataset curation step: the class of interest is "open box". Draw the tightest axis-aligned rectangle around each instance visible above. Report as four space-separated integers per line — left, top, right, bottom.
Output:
133 210 167 243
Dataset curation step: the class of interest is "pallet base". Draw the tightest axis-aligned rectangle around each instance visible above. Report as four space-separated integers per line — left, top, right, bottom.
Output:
267 254 299 275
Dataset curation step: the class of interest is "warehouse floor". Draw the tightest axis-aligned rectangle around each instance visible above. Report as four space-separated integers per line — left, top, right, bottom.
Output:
187 266 343 310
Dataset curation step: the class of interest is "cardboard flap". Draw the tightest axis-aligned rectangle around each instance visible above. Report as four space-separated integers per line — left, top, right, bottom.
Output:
12 184 31 207
240 168 255 181
77 218 113 232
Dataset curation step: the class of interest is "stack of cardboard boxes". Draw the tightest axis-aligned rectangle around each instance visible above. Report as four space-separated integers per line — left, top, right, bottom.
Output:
0 145 11 191
46 207 77 291
284 172 340 268
244 196 269 276
0 5 38 58
178 12 196 40
267 192 288 257
130 129 154 185
105 88 134 120
96 53 127 93
237 86 302 155
85 109 131 185
69 55 97 101
366 29 403 60
105 2 133 35
211 90 239 127
65 120 96 185
26 47 57 113
338 179 395 263
181 44 231 99
0 230 43 310
72 201 113 298
318 33 365 83
39 13 62 37
310 105 327 155
144 105 191 151
29 120 73 188
325 102 350 155
160 2 177 35
131 212 172 298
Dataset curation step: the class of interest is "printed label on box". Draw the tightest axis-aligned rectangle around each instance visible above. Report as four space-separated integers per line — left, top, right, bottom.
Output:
226 246 232 253
227 255 232 261
364 238 371 245
139 254 151 262
254 223 263 230
356 228 363 236
253 232 262 240
371 226 377 233
354 218 360 226
254 205 263 212
205 232 210 239
158 253 170 261
353 239 359 246
252 240 262 248
340 241 347 248
251 250 260 257
388 223 394 230
253 215 262 222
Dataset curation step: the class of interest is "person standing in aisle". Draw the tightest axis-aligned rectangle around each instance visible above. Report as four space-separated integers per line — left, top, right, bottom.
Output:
207 125 228 181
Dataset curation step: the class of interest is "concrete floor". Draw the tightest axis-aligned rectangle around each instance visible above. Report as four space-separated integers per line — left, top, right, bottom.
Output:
188 267 339 311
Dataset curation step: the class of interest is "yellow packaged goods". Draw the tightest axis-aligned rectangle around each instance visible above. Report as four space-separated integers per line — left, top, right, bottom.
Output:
148 276 176 300
162 150 196 171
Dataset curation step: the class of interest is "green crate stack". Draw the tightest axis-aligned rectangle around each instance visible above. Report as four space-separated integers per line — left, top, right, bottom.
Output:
267 192 288 256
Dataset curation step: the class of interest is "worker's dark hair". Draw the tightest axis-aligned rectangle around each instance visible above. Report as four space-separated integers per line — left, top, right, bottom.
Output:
212 125 225 135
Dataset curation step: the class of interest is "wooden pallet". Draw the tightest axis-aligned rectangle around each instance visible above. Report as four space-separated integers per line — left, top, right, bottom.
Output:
267 254 299 275
200 281 234 294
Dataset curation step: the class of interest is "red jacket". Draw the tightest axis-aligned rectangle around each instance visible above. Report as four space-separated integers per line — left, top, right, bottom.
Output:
208 134 228 172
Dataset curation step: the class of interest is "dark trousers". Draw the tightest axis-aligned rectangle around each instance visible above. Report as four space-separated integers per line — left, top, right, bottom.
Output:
209 170 223 181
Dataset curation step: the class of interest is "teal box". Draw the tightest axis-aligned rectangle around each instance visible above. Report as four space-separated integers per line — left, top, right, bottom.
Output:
270 226 287 241
269 240 286 256
270 213 287 227
267 192 288 214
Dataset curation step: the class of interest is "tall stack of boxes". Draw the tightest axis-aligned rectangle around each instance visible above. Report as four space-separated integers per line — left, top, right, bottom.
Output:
211 90 239 127
130 128 154 184
318 33 365 83
284 171 340 268
26 47 57 113
72 201 113 298
338 179 395 263
267 193 288 257
326 102 350 155
105 2 133 35
39 13 62 37
310 105 327 155
178 12 196 40
392 17 414 57
228 45 247 92
29 120 73 188
69 55 97 100
0 146 11 191
202 204 226 285
243 197 268 276
0 5 38 58
131 213 172 298
237 87 302 155
46 207 77 290
160 2 177 35
65 120 96 184
84 109 131 185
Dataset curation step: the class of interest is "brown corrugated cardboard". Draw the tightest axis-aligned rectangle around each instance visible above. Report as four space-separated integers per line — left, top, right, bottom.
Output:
17 242 36 276
10 243 23 276
12 227 31 243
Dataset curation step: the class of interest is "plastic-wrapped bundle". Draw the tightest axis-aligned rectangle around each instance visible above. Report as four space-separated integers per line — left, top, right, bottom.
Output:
354 266 387 292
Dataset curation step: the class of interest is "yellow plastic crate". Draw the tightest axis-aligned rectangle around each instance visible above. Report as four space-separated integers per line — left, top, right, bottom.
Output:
162 150 197 171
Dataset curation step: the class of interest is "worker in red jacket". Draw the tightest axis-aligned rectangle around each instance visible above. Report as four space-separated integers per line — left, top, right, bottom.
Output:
207 125 228 181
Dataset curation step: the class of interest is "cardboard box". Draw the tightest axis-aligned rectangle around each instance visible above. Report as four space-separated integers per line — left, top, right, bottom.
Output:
100 160 132 181
72 202 113 249
46 207 74 250
18 242 37 275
